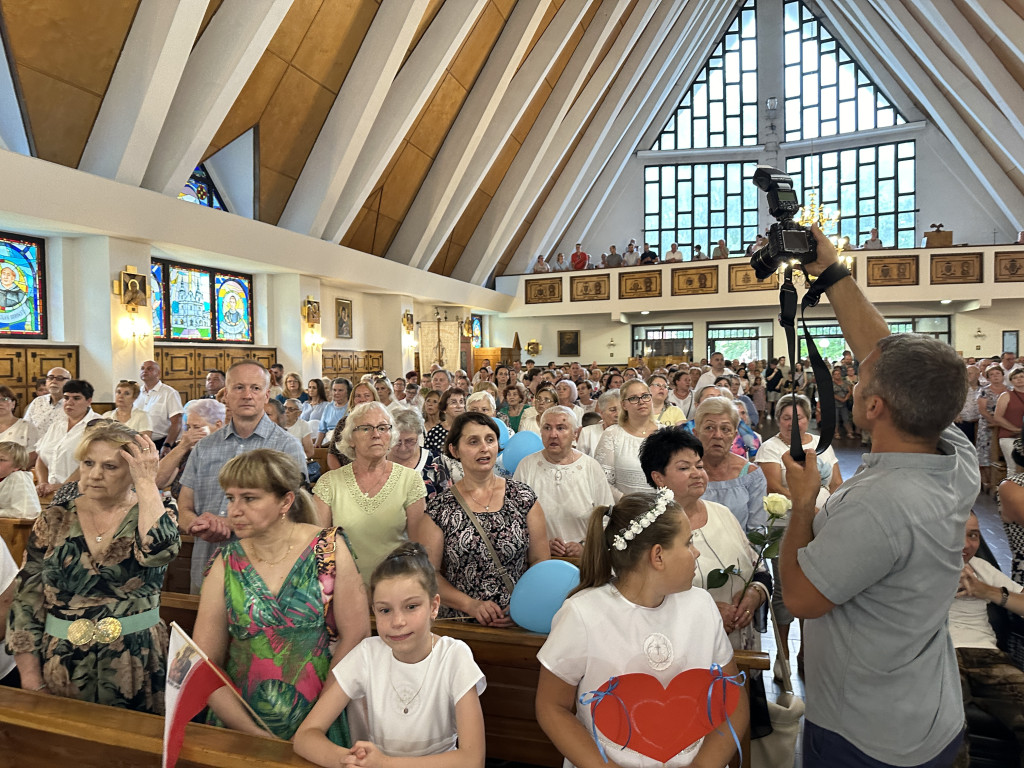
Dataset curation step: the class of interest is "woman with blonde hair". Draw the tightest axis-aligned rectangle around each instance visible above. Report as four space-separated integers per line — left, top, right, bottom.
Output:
9 422 177 712
0 441 42 518
594 379 660 499
326 380 379 471
314 402 427 585
193 449 368 742
0 384 39 466
102 379 153 438
276 371 309 405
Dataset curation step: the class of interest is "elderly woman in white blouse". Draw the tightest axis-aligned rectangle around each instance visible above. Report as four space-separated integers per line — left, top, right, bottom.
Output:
283 398 315 459
553 380 584 423
513 406 612 558
0 385 39 466
594 379 661 499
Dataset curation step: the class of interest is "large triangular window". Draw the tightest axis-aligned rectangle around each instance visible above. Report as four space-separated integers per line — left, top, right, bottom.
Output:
783 0 904 141
652 0 758 151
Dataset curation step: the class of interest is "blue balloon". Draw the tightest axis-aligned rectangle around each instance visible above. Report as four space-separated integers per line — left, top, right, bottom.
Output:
510 559 580 633
500 431 542 474
491 416 510 449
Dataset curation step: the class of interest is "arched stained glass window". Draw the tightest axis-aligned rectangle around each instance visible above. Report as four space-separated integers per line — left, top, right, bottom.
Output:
0 231 46 338
178 164 228 211
652 0 758 150
783 0 904 141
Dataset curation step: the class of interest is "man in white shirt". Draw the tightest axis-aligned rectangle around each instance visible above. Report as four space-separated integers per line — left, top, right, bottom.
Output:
695 352 734 392
999 350 1022 380
950 512 1024 764
134 360 183 454
23 367 70 435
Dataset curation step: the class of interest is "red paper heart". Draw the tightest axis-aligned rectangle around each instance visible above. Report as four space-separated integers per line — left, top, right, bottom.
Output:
589 669 741 763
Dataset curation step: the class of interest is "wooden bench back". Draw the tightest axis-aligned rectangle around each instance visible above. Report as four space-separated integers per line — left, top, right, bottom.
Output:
158 592 767 768
0 686 314 768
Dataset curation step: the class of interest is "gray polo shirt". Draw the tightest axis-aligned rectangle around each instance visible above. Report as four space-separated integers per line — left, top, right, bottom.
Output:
798 425 978 765
180 413 307 592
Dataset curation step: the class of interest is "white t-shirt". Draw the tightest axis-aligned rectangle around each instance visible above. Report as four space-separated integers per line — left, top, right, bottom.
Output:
513 451 613 542
286 419 312 441
333 635 485 757
754 434 837 512
0 470 41 518
0 419 39 452
949 557 1022 649
538 584 734 768
23 395 64 436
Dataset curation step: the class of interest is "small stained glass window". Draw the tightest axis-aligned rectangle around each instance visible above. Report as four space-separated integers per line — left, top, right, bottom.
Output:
168 264 213 340
151 262 165 339
215 273 252 342
178 164 228 211
0 231 46 338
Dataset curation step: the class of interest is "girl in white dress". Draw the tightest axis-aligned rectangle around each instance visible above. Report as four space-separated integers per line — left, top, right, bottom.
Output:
536 489 748 768
295 542 486 767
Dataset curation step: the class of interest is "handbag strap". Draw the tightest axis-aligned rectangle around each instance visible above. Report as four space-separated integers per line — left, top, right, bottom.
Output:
314 527 339 639
768 599 796 695
451 485 516 595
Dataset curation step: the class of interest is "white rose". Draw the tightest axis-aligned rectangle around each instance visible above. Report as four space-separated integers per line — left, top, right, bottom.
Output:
763 493 792 519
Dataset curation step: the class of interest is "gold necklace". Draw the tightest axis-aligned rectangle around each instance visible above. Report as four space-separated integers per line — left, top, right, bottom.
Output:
465 476 497 513
250 525 296 566
86 495 134 543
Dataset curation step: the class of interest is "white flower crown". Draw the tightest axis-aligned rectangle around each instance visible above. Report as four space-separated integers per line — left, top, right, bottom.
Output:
611 487 674 551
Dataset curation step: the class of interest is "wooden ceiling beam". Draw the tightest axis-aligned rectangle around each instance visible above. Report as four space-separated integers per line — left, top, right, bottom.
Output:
0 31 30 155
961 0 1024 72
140 0 292 196
385 0 551 268
453 0 639 285
555 3 737 260
505 0 702 275
277 0 430 239
79 0 209 185
828 0 1023 228
903 0 1024 148
318 0 488 245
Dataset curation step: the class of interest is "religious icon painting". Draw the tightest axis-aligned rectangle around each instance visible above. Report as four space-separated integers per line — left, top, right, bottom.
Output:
150 262 165 339
214 273 252 342
0 231 46 339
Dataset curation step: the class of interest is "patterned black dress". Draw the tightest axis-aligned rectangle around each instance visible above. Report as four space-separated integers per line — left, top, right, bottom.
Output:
425 479 536 619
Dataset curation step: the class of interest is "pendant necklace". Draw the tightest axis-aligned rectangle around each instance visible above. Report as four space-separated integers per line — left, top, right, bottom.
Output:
88 495 133 543
467 477 496 513
391 635 436 714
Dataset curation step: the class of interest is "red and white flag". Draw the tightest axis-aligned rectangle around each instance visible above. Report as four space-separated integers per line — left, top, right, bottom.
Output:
162 622 233 768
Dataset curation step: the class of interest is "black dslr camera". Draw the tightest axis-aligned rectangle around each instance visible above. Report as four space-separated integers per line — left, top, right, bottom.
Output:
749 166 817 280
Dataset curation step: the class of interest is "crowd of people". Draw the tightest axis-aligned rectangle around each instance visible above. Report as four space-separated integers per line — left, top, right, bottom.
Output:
1 235 1023 766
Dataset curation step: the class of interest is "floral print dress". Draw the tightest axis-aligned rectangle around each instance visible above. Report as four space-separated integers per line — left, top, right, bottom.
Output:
425 480 536 620
6 499 180 714
206 527 349 744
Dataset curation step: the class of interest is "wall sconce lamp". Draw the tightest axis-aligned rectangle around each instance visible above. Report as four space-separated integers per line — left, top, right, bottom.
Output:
765 96 779 134
305 328 325 351
117 313 151 341
402 310 414 334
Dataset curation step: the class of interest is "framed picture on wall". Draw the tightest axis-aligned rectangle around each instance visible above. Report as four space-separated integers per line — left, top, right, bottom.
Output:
1003 330 1019 357
336 298 353 339
558 330 580 358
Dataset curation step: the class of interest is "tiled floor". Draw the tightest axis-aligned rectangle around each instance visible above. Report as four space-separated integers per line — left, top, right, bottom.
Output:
487 423 1013 768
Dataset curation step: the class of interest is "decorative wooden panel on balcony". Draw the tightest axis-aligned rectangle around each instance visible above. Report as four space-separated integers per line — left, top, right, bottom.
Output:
672 266 718 296
619 270 662 299
866 255 918 287
728 264 778 292
994 252 1024 282
930 253 982 284
570 274 610 302
525 278 562 304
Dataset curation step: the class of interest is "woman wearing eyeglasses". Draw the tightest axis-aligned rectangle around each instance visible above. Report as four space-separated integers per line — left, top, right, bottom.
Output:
387 407 450 502
0 385 40 467
594 379 661 499
100 380 153 439
312 402 427 586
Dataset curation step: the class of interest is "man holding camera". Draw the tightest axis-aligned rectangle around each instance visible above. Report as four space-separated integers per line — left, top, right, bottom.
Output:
781 226 977 767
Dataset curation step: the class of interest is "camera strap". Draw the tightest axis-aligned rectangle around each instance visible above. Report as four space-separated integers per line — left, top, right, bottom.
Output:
779 265 837 462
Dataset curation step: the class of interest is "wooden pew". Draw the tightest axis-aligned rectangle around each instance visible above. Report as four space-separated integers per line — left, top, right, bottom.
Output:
159 592 769 768
0 685 314 767
0 515 34 566
164 533 195 593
